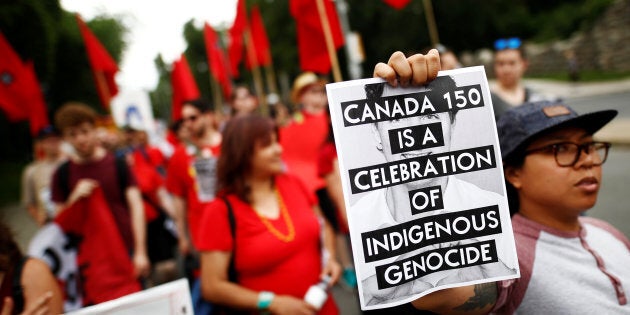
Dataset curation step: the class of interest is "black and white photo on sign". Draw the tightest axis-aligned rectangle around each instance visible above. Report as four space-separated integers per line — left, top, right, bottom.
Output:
326 67 520 310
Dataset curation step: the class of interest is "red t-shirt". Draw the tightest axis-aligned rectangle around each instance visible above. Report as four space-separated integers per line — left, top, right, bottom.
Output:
131 149 165 222
197 174 338 315
51 153 137 252
165 143 221 248
280 111 329 194
317 142 337 178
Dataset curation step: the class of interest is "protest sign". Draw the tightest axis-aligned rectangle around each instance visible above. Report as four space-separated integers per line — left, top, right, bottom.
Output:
326 66 520 310
67 278 192 315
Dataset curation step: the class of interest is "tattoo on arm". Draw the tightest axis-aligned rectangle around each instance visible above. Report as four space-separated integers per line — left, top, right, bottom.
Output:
453 283 497 312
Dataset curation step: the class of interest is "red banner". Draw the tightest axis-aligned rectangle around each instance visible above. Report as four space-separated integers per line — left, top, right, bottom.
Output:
76 14 119 109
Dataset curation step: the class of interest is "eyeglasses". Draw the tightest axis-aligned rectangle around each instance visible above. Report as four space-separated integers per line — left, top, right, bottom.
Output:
524 141 611 167
182 115 198 123
494 37 522 51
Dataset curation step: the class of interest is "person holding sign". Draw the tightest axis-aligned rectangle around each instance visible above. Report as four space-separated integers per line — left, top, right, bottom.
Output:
376 51 630 314
198 115 341 315
345 68 515 307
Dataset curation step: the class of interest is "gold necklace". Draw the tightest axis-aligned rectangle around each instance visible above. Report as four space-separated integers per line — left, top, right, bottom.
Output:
254 188 295 242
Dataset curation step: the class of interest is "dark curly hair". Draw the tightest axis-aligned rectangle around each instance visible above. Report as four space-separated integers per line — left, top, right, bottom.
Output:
0 220 22 274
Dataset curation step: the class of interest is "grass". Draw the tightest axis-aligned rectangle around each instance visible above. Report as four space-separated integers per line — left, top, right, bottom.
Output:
0 161 27 207
527 71 630 82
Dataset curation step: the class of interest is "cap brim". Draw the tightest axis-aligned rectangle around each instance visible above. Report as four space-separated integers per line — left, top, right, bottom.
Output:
505 109 617 160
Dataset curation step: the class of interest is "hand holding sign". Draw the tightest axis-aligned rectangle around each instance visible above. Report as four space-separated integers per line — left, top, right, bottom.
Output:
326 65 519 310
373 50 441 87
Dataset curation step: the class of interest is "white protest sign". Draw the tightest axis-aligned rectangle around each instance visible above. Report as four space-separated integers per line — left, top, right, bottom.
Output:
67 278 192 315
28 223 82 312
111 89 155 133
326 66 520 310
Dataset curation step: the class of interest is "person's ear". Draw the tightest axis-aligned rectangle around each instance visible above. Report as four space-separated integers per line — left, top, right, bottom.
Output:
504 165 523 189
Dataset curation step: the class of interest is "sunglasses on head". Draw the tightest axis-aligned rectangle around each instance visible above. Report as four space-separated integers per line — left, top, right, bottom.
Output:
494 37 522 51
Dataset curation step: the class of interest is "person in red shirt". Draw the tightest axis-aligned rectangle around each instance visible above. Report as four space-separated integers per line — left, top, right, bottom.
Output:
165 98 221 277
281 73 341 266
198 115 341 315
49 102 149 304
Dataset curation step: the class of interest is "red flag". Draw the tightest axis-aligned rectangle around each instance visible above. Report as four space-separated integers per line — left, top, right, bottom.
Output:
170 54 200 121
248 5 271 68
23 61 50 136
228 0 247 78
76 14 119 109
0 31 30 121
55 188 141 305
0 32 49 135
204 23 233 98
382 0 412 10
290 0 344 74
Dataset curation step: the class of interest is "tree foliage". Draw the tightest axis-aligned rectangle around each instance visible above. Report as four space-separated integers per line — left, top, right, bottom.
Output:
1 0 126 161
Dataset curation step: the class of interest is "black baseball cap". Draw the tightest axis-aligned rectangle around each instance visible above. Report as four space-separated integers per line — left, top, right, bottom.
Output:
36 125 60 140
497 100 617 161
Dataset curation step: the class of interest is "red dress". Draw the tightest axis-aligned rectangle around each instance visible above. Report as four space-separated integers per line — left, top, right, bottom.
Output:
197 174 338 314
166 143 220 248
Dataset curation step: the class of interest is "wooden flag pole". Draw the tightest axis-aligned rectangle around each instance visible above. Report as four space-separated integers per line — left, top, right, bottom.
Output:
244 27 269 117
94 70 111 111
422 0 440 47
315 0 342 82
208 71 223 116
264 47 279 97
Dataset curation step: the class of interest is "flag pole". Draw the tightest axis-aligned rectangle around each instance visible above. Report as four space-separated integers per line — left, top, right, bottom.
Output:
208 70 223 116
94 70 111 111
264 51 279 98
315 0 342 82
422 0 440 46
244 27 268 116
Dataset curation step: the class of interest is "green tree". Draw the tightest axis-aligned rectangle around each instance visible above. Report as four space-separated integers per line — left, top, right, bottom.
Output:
0 1 126 162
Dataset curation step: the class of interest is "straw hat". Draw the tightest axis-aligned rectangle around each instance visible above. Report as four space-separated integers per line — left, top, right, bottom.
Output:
291 72 327 104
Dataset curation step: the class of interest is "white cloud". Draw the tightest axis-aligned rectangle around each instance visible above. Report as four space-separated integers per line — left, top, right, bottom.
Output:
60 0 237 91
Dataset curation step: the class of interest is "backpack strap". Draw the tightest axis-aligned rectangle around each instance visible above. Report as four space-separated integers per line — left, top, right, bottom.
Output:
57 160 71 201
114 155 129 198
221 196 238 283
12 256 28 314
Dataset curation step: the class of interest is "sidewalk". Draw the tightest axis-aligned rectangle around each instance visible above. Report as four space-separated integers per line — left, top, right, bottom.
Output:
522 78 630 100
492 78 630 145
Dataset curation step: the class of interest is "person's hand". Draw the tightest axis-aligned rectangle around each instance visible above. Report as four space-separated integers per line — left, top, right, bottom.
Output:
321 258 342 286
268 295 317 315
67 179 98 205
133 251 151 279
373 49 441 87
178 236 191 256
2 291 53 315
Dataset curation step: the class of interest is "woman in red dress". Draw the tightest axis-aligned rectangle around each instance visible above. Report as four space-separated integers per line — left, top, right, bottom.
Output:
198 115 341 315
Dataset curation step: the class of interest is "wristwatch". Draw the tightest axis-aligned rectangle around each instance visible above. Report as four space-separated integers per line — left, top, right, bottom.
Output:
257 291 275 313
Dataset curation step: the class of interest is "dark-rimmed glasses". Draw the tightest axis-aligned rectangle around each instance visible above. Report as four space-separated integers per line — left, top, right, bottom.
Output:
182 115 199 123
494 37 522 51
525 141 611 167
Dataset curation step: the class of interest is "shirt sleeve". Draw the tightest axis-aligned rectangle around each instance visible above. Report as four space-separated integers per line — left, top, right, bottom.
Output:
165 149 186 197
196 198 233 252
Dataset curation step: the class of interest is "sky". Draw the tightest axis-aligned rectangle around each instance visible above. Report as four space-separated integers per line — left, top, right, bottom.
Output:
60 0 238 91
